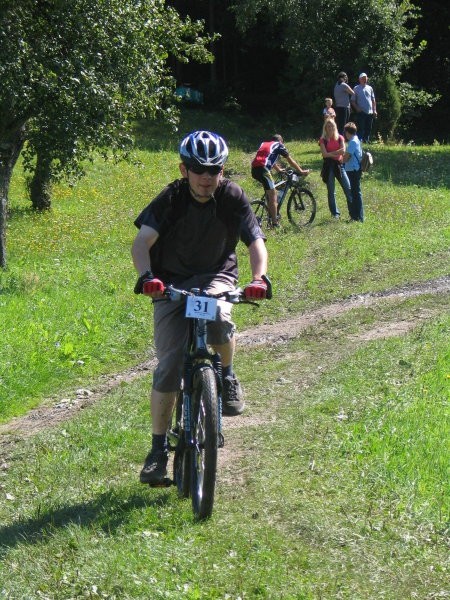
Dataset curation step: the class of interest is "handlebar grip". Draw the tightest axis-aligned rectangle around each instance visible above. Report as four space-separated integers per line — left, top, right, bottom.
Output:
143 279 165 296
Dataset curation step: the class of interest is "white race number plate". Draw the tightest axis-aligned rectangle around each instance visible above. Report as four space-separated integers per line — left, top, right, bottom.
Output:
185 295 218 321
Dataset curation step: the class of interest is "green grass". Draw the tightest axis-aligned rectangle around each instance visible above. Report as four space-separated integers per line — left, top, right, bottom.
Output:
1 111 448 420
0 109 448 598
0 296 447 599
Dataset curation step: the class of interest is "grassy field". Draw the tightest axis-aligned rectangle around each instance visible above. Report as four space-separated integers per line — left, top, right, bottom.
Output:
0 109 449 598
0 297 448 599
1 110 448 421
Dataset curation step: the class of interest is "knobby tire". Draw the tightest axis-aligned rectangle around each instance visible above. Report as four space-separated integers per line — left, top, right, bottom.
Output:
287 187 317 226
190 364 218 520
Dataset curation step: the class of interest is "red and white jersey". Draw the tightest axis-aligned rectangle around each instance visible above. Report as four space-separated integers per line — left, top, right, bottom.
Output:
251 141 289 170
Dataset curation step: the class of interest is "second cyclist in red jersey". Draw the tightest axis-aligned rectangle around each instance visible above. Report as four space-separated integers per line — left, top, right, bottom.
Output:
251 134 310 227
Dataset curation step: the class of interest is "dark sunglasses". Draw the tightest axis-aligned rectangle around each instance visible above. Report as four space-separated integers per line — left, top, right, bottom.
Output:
188 164 222 176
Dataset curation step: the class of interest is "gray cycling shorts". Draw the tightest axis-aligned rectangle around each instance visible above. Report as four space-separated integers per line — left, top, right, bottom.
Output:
152 274 236 392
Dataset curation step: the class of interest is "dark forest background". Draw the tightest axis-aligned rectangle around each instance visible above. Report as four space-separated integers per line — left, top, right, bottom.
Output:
170 0 450 143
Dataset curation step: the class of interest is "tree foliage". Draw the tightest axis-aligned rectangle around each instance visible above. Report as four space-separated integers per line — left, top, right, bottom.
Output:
229 0 422 126
0 0 212 265
376 74 402 140
232 0 421 74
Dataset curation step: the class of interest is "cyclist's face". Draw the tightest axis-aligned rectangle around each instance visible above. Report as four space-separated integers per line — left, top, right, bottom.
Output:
179 163 223 202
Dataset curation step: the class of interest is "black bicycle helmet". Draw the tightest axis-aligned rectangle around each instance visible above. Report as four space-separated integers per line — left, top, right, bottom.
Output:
179 130 229 168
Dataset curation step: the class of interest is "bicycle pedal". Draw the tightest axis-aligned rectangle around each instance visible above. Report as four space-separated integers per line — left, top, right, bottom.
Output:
148 477 174 488
167 429 180 451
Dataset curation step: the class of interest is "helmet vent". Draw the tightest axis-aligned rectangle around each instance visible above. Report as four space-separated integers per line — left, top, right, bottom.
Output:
180 130 228 167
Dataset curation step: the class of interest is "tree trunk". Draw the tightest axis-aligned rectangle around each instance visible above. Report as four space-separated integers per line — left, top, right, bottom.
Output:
30 151 52 211
0 126 26 269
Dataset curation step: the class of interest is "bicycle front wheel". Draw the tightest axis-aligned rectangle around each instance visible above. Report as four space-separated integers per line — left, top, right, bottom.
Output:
287 187 317 227
190 364 218 520
250 199 271 230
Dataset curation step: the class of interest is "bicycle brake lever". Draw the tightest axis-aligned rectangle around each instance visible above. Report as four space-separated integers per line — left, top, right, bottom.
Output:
166 286 187 302
227 288 243 304
226 288 259 306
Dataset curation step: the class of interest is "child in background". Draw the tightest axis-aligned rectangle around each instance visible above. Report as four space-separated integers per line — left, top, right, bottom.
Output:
323 98 336 121
343 121 364 222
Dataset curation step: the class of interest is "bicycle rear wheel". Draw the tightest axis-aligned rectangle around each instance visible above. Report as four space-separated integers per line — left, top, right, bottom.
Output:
287 187 317 227
250 199 271 230
173 390 190 499
190 364 218 520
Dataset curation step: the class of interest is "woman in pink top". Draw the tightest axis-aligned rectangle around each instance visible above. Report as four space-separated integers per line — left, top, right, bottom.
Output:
319 119 352 219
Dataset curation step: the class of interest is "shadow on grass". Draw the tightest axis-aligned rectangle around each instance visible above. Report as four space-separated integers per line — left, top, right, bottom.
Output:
134 108 288 155
134 108 450 190
7 204 43 220
0 489 171 555
368 146 450 189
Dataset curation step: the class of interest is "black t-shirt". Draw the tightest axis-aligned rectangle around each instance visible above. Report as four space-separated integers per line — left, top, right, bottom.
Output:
134 178 264 284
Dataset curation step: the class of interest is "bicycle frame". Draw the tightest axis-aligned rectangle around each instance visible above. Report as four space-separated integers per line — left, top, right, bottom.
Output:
251 169 317 229
274 170 304 212
179 291 223 448
156 283 264 518
166 284 244 519
167 285 243 437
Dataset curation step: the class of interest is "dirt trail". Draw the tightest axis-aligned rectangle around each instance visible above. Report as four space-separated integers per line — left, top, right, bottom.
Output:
1 276 448 460
234 276 449 347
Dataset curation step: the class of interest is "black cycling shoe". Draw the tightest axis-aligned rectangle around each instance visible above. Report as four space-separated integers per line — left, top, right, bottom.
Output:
139 450 169 485
222 375 245 416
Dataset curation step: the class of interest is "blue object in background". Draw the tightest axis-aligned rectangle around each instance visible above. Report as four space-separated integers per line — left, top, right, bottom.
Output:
175 85 204 105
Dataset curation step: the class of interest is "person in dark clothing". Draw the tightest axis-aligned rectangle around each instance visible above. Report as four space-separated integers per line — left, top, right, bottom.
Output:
333 71 355 135
132 130 269 485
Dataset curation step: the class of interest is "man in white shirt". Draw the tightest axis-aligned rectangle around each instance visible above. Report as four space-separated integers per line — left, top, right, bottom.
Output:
351 73 377 143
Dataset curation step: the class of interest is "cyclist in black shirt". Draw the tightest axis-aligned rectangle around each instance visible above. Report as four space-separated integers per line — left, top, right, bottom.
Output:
132 130 269 485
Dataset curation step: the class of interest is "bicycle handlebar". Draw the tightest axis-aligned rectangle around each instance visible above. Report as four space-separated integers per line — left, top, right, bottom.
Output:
162 284 263 305
283 168 302 179
161 278 272 305
147 273 272 304
276 169 311 189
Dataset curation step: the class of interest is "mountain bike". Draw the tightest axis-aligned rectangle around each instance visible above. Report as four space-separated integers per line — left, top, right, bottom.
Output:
161 282 267 520
251 169 317 229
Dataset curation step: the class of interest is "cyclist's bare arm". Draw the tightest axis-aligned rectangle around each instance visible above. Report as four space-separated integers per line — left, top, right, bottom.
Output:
132 224 159 275
248 238 268 280
286 155 310 176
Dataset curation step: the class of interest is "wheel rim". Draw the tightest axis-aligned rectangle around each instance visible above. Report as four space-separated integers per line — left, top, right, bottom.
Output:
288 189 316 226
190 366 218 519
193 398 206 501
